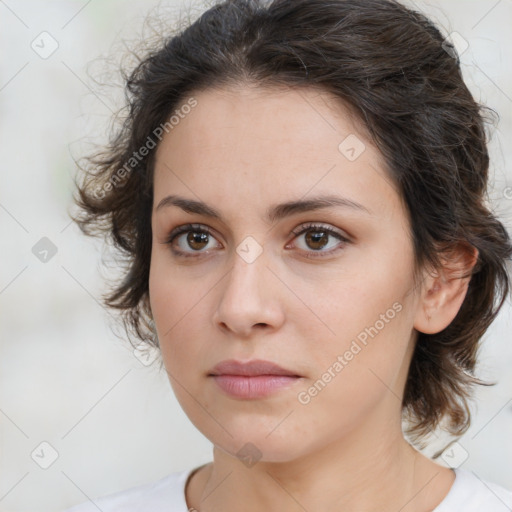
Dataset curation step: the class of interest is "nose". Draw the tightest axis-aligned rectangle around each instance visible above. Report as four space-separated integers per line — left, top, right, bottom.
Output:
212 248 285 338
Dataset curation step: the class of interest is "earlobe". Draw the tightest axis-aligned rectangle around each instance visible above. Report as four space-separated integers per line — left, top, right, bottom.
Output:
414 245 479 335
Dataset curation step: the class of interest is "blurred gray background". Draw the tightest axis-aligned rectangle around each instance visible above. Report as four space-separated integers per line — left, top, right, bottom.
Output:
1 1 511 511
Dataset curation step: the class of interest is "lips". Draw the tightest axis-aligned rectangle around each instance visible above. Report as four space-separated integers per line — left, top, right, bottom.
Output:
209 359 301 377
208 359 303 399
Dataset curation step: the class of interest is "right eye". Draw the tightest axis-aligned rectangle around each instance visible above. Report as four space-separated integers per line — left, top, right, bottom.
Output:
163 223 222 258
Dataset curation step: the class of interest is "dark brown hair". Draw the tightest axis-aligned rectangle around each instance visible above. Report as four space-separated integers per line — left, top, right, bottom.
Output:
72 0 512 445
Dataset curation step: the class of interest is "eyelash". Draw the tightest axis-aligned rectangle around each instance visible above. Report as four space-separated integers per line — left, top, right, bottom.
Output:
163 222 351 260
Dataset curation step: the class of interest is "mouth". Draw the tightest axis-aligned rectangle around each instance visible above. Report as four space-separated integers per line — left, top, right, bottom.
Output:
208 359 302 377
208 359 303 399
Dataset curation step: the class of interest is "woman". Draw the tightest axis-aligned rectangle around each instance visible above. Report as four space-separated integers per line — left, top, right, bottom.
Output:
65 0 512 510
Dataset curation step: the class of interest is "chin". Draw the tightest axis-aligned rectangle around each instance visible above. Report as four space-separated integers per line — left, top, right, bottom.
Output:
206 426 309 465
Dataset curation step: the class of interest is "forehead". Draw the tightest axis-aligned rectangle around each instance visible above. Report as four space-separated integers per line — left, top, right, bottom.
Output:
152 84 402 223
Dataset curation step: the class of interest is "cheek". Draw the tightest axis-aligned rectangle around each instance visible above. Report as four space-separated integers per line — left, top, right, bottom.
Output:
292 303 415 442
149 252 193 363
148 247 206 335
148 249 215 392
303 254 417 397
315 263 412 348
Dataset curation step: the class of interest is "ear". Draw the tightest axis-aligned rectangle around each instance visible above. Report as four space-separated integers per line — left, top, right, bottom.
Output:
414 244 479 334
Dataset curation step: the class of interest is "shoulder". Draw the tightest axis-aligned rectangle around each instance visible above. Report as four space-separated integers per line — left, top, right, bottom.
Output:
435 468 512 512
61 467 193 512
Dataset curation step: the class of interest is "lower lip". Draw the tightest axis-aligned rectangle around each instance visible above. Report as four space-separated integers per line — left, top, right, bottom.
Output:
211 375 301 399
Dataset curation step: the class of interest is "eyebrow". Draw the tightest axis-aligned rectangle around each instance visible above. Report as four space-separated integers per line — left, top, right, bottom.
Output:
155 194 372 223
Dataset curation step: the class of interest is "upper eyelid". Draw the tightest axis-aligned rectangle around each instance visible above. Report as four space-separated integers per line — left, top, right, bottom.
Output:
168 222 345 238
291 222 349 238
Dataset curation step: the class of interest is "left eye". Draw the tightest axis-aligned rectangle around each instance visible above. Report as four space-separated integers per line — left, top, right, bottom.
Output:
163 222 350 258
288 223 350 257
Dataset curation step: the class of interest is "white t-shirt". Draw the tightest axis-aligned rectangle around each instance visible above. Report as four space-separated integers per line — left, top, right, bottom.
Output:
62 465 512 512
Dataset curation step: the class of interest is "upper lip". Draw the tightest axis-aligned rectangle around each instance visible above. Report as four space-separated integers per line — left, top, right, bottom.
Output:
209 359 301 377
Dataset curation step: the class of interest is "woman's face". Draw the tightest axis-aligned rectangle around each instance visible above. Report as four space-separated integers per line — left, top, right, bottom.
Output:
149 84 425 462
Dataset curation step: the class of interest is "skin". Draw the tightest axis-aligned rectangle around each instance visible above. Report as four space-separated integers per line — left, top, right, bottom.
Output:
149 84 477 512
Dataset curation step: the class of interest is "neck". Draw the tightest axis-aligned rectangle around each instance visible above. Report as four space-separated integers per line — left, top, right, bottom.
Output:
188 413 452 512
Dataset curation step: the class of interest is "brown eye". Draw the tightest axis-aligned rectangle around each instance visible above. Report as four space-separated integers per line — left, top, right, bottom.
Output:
186 231 210 251
304 230 330 251
289 223 351 258
164 224 221 257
